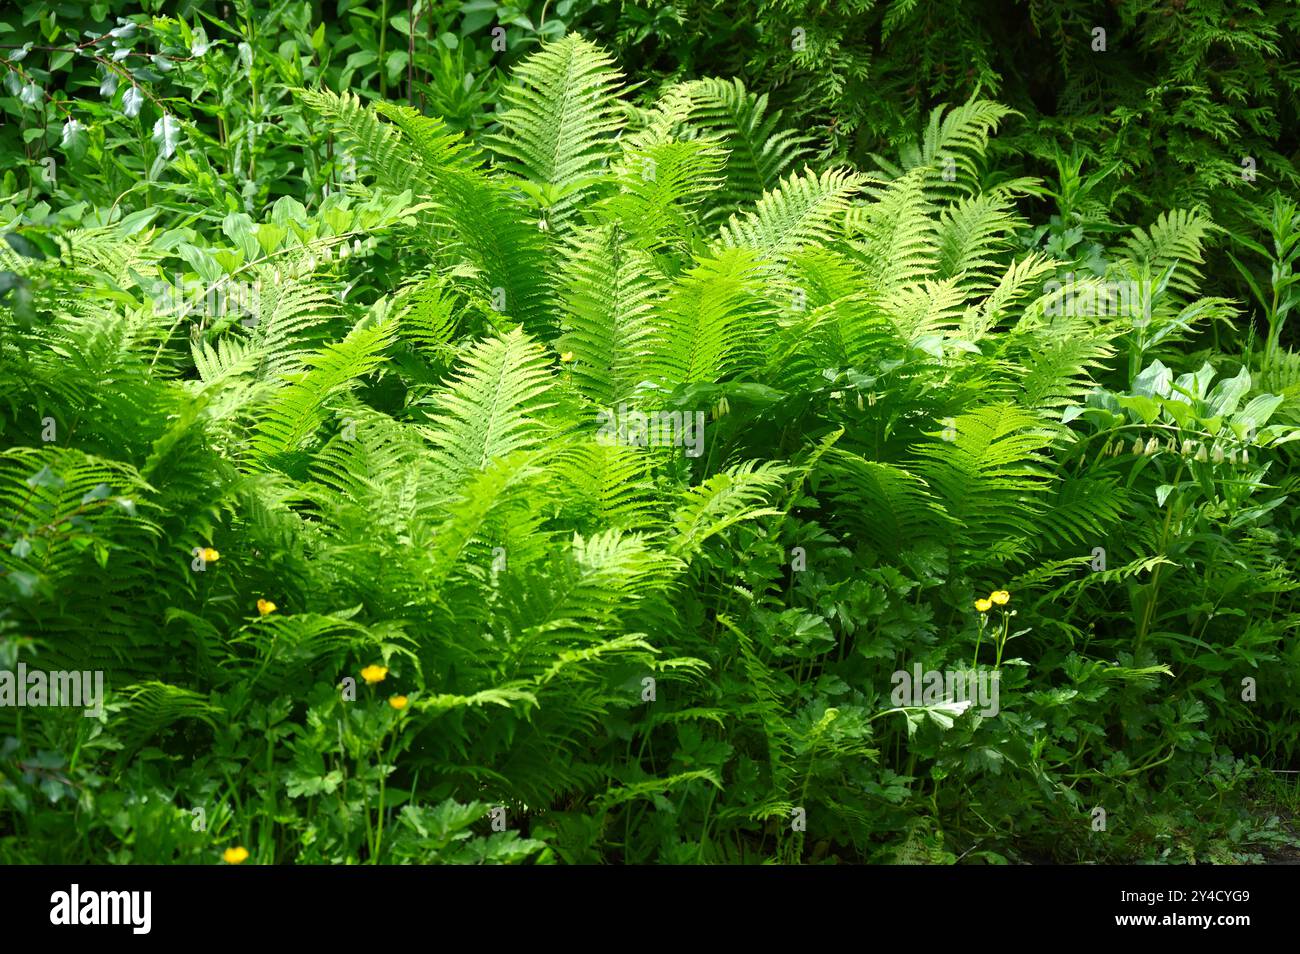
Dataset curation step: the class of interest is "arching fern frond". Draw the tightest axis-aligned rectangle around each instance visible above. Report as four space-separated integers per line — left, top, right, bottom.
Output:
934 193 1021 295
644 247 767 389
669 460 792 557
910 404 1055 554
849 169 936 290
111 681 225 750
677 77 810 218
420 327 555 493
1034 475 1131 553
719 167 865 265
962 253 1058 341
302 89 555 334
393 271 461 363
874 98 1016 199
487 33 624 228
556 225 663 407
1119 209 1220 299
818 450 953 553
599 139 726 253
551 441 664 531
1011 323 1117 411
247 316 397 466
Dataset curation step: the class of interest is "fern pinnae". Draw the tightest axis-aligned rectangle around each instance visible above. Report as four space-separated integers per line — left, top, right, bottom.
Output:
420 327 556 494
487 34 625 229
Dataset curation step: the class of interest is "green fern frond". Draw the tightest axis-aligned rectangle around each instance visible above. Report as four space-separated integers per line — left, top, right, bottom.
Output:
669 460 792 557
420 327 555 492
911 404 1055 553
556 225 662 406
963 253 1058 341
1034 475 1131 552
1012 323 1117 410
393 271 461 363
302 89 555 333
551 441 664 531
1120 209 1221 298
247 315 397 465
887 278 969 342
849 169 936 290
644 247 768 389
934 193 1021 294
875 98 1016 199
244 274 342 382
818 449 953 552
719 167 866 265
309 407 429 535
678 77 811 217
599 139 726 252
488 33 624 228
111 681 225 748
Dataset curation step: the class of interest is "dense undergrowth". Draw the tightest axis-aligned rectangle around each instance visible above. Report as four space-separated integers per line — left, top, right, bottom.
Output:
1 3 1299 864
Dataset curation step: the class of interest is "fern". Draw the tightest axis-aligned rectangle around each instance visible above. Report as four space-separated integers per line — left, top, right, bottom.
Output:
676 77 810 217
644 247 768 389
849 169 936 290
248 315 397 466
419 327 555 493
911 404 1055 555
488 33 624 229
302 89 555 333
818 449 952 552
874 99 1017 199
719 167 866 264
556 225 662 406
6 27 1297 868
669 460 791 557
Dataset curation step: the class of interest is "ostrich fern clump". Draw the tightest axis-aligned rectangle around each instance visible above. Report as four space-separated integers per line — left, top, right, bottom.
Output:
1 34 1298 865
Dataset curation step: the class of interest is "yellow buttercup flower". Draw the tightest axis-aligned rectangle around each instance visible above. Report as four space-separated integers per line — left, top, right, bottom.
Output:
257 598 276 616
389 695 409 710
360 664 388 685
559 351 575 363
990 590 1010 605
975 598 993 613
201 547 220 563
223 846 249 864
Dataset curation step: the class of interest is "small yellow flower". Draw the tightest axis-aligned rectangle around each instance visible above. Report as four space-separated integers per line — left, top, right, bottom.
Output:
559 351 575 363
990 590 1010 606
257 598 277 616
223 846 249 864
389 695 409 710
975 598 993 613
201 547 220 563
360 664 388 685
